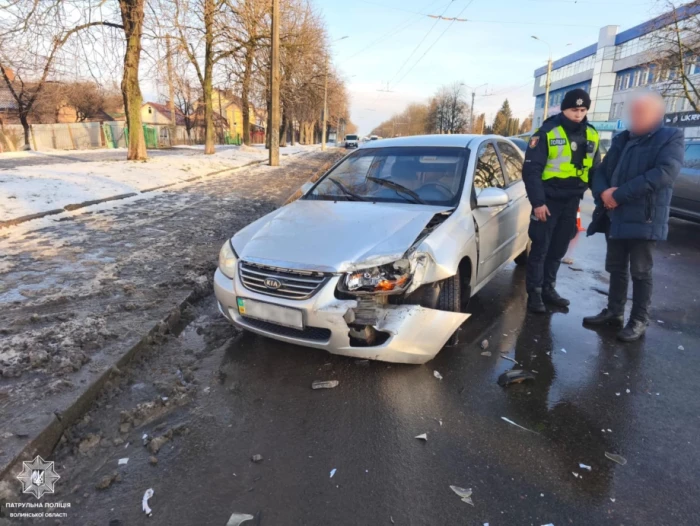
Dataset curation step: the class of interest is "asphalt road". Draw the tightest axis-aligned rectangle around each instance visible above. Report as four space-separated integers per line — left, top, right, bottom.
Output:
7 201 700 526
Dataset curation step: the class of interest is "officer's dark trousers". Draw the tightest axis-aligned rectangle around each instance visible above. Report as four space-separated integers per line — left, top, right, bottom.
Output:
605 237 655 322
526 196 579 293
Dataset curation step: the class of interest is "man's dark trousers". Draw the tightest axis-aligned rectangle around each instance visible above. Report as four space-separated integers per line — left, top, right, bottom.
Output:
606 237 655 322
526 196 579 293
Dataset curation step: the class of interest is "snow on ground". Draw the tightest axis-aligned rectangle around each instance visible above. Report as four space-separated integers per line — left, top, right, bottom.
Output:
0 143 317 221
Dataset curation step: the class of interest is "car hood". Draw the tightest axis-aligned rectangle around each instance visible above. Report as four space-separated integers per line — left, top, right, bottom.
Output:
232 200 451 273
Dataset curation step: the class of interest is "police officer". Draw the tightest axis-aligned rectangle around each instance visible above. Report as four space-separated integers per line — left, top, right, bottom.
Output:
523 88 600 313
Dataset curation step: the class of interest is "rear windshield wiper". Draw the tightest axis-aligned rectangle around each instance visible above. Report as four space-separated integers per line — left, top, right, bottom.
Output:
366 176 426 204
327 177 365 201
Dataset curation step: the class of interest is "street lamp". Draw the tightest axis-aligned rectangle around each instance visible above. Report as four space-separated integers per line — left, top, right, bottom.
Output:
532 35 553 119
322 35 349 151
461 82 488 133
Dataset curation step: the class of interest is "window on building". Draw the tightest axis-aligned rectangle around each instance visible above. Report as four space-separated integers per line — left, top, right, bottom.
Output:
148 107 152 114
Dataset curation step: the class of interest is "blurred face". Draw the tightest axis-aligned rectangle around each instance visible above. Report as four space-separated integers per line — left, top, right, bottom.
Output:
563 107 588 122
628 96 664 135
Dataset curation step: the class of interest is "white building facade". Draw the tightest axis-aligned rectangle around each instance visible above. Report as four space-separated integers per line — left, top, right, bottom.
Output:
532 3 700 146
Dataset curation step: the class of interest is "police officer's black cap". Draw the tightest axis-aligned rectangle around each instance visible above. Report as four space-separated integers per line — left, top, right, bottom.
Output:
561 89 591 111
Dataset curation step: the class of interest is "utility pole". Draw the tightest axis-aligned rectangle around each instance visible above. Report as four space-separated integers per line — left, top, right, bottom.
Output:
470 91 475 133
166 35 177 145
269 0 280 166
321 54 329 151
544 54 552 119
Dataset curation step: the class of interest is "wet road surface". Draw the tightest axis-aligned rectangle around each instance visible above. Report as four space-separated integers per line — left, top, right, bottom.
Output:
6 201 700 526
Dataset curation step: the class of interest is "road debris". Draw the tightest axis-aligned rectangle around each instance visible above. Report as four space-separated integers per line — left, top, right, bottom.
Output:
562 257 574 265
96 473 120 490
118 457 129 466
657 320 664 324
330 468 337 478
569 266 583 271
449 485 474 506
142 488 154 517
497 369 536 387
142 433 150 446
433 370 443 380
312 380 339 389
500 355 519 365
605 452 627 465
579 463 592 471
251 454 263 463
225 513 255 526
149 456 158 465
679 345 685 351
415 433 428 441
626 389 631 394
354 359 370 366
610 498 616 503
501 416 538 434
572 472 580 478
480 339 489 350
561 348 567 354
480 351 492 357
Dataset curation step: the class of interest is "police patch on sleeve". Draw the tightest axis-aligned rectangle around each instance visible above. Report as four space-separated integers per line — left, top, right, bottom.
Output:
529 136 539 149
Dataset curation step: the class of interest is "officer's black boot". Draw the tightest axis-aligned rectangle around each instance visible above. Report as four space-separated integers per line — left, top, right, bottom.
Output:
527 289 546 314
617 319 648 342
583 308 624 327
542 284 570 307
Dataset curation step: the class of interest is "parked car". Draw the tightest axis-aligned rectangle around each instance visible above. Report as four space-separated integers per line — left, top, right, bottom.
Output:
671 139 700 223
507 136 528 153
369 135 380 141
214 135 531 364
344 134 359 149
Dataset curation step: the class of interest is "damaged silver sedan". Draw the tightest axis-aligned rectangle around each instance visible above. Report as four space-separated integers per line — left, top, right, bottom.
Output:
214 135 531 364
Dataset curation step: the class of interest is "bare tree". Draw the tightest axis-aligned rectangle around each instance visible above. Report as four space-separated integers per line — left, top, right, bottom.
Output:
427 83 470 134
66 82 106 121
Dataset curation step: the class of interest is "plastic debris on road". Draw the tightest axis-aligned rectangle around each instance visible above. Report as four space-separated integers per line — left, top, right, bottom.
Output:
118 458 129 466
501 416 538 434
226 513 255 526
330 468 337 478
561 348 567 354
572 472 580 478
415 433 428 441
579 463 592 471
480 351 492 357
142 488 154 517
605 452 627 465
251 454 263 463
679 345 685 351
562 257 574 265
433 370 443 380
480 339 489 350
500 355 519 365
311 380 339 389
449 485 474 506
497 369 536 387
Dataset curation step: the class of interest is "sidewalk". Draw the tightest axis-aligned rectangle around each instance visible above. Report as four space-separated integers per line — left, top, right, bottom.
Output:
0 144 314 226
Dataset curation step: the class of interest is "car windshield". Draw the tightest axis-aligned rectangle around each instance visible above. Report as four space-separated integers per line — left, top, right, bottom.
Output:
304 147 467 206
345 135 358 140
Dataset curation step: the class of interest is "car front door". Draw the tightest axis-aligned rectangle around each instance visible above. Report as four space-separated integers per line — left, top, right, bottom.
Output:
470 141 512 285
496 140 531 260
673 143 700 220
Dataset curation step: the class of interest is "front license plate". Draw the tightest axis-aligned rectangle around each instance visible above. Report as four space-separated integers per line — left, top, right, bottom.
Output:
237 297 304 329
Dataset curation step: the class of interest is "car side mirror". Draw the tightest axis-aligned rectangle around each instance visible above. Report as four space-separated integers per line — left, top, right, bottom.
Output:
476 187 509 207
300 182 314 195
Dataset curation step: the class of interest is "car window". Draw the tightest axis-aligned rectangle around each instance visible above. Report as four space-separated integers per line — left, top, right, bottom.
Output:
305 147 467 206
473 143 506 192
497 141 523 184
684 144 700 169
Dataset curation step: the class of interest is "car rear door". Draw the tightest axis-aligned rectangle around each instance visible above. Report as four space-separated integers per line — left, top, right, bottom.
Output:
673 143 700 220
471 141 513 284
496 140 531 260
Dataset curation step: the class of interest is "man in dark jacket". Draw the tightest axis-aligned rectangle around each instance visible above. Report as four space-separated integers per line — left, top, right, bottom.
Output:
523 88 601 313
584 90 684 341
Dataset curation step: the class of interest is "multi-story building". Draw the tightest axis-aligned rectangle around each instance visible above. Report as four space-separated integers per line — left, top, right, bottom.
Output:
531 3 700 146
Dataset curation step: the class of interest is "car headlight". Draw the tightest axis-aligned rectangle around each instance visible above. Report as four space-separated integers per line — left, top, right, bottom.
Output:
218 240 238 279
342 259 412 294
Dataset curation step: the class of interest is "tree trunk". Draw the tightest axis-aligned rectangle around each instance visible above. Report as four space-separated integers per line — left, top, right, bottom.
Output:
280 106 288 147
265 92 272 150
241 45 253 146
119 0 147 161
19 112 31 150
203 0 215 155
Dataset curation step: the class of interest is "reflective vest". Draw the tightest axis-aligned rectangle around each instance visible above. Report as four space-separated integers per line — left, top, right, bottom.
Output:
541 125 599 184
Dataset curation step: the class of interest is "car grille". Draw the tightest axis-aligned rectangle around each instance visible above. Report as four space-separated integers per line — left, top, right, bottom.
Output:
238 317 331 342
238 261 329 300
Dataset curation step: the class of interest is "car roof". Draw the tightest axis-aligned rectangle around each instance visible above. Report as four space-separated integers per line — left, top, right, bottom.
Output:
359 134 498 149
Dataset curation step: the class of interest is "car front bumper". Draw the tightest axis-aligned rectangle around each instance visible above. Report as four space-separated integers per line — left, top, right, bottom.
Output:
213 268 468 364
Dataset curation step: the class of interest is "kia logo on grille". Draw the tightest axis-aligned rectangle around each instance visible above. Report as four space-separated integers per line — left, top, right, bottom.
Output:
264 278 282 290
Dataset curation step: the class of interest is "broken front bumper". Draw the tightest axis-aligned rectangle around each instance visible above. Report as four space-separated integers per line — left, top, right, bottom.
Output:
213 268 469 364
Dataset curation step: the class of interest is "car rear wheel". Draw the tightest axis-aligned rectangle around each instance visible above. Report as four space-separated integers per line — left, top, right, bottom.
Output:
514 241 531 266
437 270 461 346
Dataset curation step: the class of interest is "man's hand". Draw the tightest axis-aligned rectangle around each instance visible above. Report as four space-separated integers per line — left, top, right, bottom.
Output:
534 205 551 222
601 187 619 209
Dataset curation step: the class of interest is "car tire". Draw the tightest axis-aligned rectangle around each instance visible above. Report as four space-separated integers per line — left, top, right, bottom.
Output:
437 271 461 346
514 241 531 266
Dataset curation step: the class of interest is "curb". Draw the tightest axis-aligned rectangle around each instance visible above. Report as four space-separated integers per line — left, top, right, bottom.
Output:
0 287 204 485
0 158 270 230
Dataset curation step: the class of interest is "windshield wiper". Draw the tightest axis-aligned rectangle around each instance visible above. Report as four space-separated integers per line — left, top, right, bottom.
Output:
366 176 426 204
327 177 365 201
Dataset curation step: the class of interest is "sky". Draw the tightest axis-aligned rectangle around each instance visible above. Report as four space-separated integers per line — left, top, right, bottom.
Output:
319 0 665 135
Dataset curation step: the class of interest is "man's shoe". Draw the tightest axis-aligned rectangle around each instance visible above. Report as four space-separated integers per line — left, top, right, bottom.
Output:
583 308 624 327
542 286 570 307
527 291 546 314
617 319 648 342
